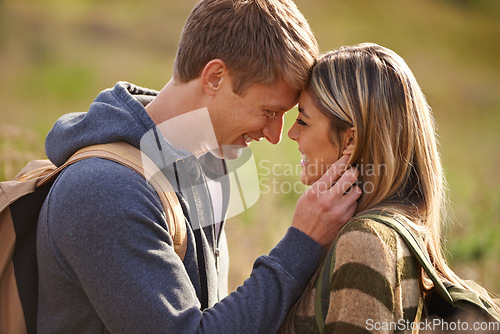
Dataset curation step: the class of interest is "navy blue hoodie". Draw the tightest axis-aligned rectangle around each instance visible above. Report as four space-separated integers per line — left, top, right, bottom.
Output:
36 82 322 333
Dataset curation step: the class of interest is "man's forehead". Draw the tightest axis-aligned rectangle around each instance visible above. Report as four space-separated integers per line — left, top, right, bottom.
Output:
264 88 300 110
267 101 299 112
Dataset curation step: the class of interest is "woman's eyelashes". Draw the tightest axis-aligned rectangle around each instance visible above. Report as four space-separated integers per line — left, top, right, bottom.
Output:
296 118 308 126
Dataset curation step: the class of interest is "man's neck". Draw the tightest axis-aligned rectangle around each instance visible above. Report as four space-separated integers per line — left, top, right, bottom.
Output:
145 79 219 157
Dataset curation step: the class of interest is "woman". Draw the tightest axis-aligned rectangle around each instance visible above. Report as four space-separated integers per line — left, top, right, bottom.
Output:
281 43 499 333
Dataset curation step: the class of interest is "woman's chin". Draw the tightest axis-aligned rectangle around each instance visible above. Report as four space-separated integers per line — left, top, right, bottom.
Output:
300 172 317 186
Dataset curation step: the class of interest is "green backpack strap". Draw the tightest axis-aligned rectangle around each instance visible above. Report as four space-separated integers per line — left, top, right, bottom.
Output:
314 211 500 331
314 244 335 334
355 212 454 305
312 212 447 333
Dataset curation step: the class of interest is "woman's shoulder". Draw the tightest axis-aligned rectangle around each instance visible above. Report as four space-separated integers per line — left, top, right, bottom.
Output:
291 216 421 333
331 216 419 281
335 217 401 256
321 216 420 332
339 216 398 235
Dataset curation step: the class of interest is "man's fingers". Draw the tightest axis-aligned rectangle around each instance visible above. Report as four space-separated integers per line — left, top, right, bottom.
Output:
341 184 362 208
342 200 358 224
331 167 359 196
310 155 350 194
328 184 361 223
345 184 362 200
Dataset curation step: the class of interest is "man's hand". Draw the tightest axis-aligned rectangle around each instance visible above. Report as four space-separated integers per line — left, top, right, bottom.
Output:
291 155 361 247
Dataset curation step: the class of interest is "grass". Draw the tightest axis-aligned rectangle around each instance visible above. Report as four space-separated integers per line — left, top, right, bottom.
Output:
0 0 499 294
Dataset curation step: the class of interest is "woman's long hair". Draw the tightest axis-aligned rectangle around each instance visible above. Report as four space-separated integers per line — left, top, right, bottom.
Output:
280 43 498 332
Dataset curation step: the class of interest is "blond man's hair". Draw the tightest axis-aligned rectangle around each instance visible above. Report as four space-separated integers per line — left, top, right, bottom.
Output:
173 0 319 94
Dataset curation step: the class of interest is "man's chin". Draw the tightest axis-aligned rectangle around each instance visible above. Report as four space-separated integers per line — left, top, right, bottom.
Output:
210 145 244 160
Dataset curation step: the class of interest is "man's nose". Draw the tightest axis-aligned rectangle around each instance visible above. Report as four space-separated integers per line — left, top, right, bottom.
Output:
287 122 299 142
263 116 284 145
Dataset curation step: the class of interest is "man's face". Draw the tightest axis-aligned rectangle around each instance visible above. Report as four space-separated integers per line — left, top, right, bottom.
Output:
208 76 300 159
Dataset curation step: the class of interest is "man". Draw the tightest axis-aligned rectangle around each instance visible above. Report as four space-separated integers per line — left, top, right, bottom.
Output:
37 0 361 332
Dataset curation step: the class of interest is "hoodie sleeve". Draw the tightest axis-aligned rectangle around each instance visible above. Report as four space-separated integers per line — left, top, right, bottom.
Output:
38 158 322 333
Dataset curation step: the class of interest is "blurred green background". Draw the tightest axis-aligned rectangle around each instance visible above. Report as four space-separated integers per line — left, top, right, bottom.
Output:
1 0 499 294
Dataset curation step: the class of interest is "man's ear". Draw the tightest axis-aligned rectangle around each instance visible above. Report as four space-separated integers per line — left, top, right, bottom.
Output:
201 59 226 96
342 127 356 155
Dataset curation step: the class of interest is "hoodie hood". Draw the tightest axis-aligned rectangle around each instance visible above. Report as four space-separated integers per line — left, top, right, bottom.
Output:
45 82 159 167
45 81 221 234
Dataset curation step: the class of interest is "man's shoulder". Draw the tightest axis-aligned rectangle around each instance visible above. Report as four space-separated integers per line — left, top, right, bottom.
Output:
56 157 147 189
48 157 160 212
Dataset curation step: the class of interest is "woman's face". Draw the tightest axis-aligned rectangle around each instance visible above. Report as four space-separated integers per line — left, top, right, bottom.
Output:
288 90 340 185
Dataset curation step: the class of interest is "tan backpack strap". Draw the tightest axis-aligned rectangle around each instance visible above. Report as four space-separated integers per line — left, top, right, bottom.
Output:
41 142 187 261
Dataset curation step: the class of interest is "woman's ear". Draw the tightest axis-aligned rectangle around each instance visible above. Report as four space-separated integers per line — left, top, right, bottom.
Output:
201 59 226 96
342 127 356 155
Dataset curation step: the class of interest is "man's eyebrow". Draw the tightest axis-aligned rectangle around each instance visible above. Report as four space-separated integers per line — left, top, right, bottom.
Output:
265 105 294 114
276 105 296 112
297 106 310 119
